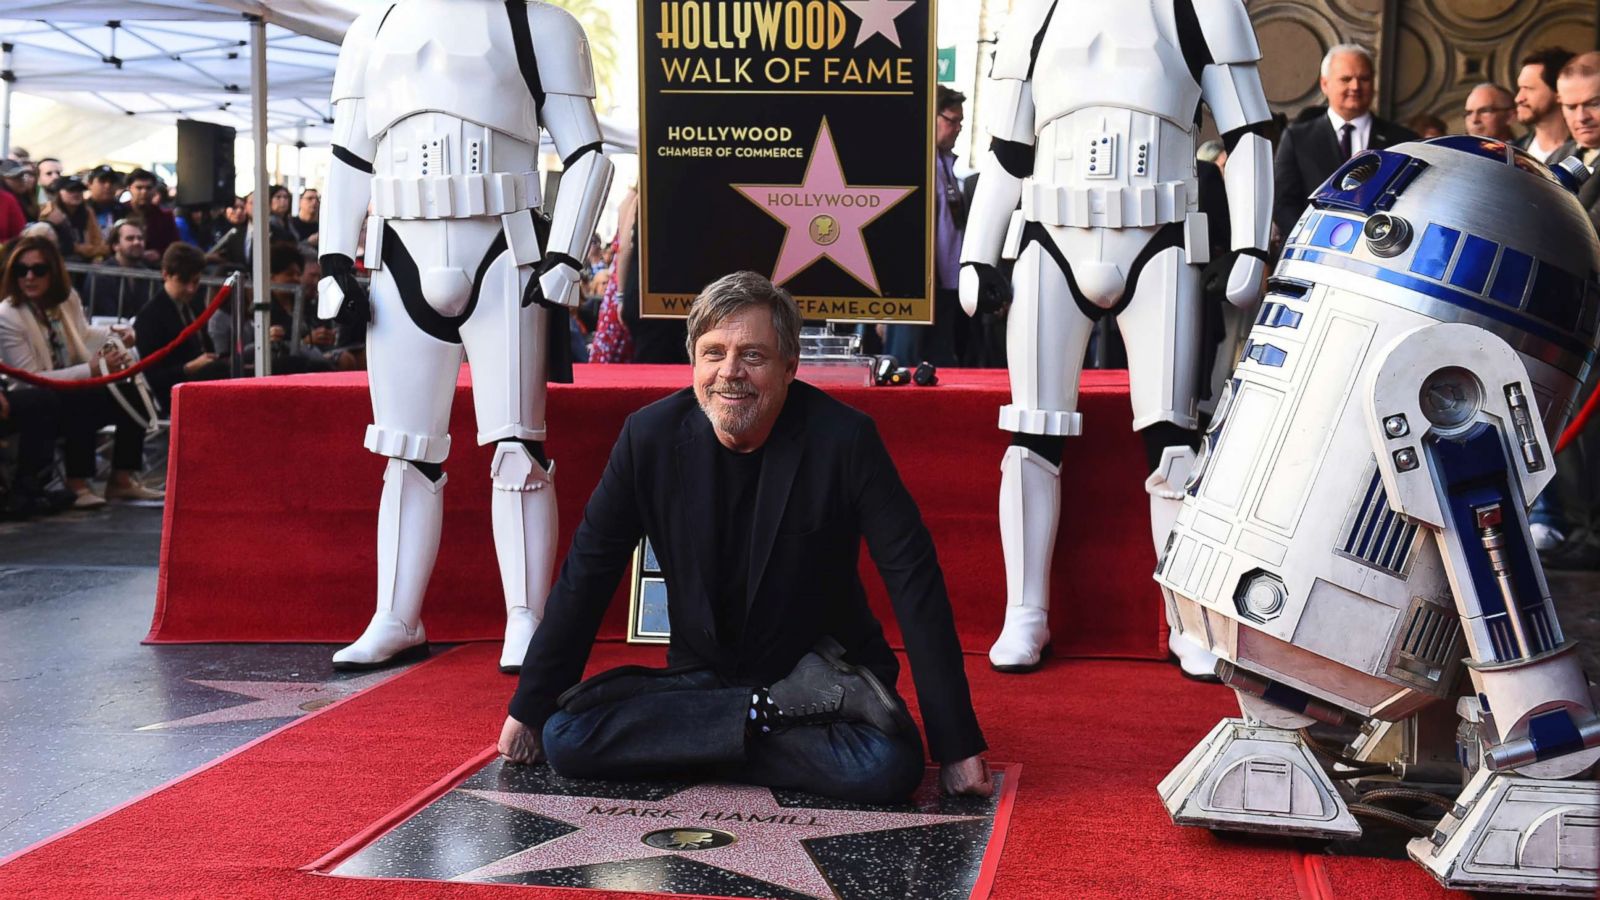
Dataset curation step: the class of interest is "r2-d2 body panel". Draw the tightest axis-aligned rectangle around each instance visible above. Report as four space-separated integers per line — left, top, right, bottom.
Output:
1156 137 1599 726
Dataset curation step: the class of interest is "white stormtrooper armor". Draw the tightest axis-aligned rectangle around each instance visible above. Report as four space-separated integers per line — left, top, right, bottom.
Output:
319 0 614 672
1156 139 1600 895
960 0 1274 672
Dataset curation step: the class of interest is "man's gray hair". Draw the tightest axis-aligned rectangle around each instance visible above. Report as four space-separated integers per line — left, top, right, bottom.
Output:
1321 43 1373 78
1467 82 1514 103
684 271 803 362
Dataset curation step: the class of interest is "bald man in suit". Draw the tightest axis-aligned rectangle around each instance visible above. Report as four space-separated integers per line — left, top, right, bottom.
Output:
1272 44 1416 239
1557 52 1600 233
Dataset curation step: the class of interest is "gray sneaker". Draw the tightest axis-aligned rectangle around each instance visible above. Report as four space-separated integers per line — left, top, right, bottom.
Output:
768 639 913 735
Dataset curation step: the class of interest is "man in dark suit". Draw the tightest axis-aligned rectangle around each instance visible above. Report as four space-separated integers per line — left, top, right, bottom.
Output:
1557 52 1600 233
1272 44 1417 240
499 271 991 803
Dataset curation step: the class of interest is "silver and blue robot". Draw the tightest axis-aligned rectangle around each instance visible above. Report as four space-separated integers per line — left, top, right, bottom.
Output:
1156 137 1600 895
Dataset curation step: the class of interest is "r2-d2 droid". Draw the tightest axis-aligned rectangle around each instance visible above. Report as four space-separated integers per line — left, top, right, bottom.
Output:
319 0 613 671
1156 138 1600 895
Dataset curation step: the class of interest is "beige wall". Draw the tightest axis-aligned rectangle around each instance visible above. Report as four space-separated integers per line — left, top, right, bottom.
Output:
1251 0 1597 131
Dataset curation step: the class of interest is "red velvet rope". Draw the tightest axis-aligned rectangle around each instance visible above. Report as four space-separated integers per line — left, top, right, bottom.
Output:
1556 386 1597 455
0 277 235 391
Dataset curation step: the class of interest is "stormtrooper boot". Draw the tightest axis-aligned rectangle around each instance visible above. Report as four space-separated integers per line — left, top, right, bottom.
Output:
333 459 444 670
491 444 557 673
990 445 1059 672
1146 445 1219 681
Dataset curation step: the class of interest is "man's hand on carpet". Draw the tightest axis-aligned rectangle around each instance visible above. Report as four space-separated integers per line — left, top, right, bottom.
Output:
940 754 993 797
498 715 544 765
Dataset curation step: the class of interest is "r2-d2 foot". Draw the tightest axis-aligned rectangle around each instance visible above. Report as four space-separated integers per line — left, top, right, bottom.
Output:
1160 687 1361 839
1410 765 1600 896
1159 717 1360 839
1407 695 1600 895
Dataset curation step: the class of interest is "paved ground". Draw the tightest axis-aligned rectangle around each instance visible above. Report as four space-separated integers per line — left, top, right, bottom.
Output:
0 505 414 856
1 504 1596 859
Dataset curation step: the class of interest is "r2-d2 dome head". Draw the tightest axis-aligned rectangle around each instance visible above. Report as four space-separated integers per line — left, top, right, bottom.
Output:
1279 136 1600 437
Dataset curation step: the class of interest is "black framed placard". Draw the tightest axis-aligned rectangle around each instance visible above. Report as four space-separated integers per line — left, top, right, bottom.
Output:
639 0 936 322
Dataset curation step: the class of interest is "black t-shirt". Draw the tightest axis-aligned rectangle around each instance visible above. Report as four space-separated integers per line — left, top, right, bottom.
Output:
290 215 319 243
712 441 764 646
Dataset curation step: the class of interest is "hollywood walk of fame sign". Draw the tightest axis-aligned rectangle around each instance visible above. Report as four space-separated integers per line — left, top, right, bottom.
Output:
638 0 935 323
320 757 1017 899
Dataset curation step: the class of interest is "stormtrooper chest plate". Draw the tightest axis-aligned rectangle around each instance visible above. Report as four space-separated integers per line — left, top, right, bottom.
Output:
1029 0 1201 127
364 0 540 142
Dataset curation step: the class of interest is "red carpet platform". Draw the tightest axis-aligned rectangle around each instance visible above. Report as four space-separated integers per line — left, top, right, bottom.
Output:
149 366 1165 659
0 643 1456 898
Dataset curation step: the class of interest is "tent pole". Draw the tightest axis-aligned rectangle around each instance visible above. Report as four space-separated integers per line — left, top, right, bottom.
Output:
250 17 271 377
1 43 15 157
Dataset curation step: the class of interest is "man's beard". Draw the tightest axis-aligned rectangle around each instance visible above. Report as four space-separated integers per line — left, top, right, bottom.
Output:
699 378 762 436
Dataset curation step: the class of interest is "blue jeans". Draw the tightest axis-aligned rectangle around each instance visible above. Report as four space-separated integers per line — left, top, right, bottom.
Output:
1530 490 1566 530
542 666 925 804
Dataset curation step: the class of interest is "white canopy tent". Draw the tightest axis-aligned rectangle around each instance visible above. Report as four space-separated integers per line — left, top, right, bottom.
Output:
0 1 378 151
0 0 382 374
0 1 638 155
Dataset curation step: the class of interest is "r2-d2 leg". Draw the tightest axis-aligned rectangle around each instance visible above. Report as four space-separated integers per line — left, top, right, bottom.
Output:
1363 324 1600 895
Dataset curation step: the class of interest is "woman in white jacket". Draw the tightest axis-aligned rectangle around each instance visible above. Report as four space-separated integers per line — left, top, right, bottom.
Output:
0 236 161 506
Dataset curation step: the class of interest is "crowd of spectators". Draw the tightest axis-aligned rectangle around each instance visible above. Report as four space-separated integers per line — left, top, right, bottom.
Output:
0 148 337 517
2 41 1599 533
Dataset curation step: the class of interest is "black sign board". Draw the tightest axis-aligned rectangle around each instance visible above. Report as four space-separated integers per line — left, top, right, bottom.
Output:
639 0 935 322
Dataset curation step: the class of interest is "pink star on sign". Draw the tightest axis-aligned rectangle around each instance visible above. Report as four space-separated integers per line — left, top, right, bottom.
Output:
453 781 978 898
733 119 915 295
842 0 916 47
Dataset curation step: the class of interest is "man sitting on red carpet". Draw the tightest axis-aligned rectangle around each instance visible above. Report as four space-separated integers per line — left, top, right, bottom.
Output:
499 272 991 803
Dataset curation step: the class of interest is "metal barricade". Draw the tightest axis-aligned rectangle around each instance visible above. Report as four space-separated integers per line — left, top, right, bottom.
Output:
63 260 369 378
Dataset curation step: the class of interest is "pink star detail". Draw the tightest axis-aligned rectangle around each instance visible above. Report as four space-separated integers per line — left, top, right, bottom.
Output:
841 0 916 47
453 781 978 897
732 119 915 295
136 672 394 731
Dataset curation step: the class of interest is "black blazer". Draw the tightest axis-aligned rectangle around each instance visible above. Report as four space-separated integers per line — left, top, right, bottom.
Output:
509 381 986 763
134 292 214 408
1272 111 1418 238
1576 159 1600 235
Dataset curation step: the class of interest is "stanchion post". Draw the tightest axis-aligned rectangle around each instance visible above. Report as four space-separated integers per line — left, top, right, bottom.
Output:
1 43 14 158
250 16 272 377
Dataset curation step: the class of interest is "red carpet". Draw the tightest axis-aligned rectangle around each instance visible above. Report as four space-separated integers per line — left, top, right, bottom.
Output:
150 366 1165 659
0 643 1456 898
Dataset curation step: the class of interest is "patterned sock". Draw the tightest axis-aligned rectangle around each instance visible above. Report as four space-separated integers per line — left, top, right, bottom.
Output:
746 687 778 736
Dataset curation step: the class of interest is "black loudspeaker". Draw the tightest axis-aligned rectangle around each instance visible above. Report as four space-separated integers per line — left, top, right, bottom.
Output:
176 119 236 207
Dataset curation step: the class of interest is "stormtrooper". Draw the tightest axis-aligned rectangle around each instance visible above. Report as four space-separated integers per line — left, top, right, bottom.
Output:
319 0 613 671
1156 138 1600 895
959 0 1274 674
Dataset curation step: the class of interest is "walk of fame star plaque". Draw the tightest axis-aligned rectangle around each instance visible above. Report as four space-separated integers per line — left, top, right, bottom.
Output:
638 0 935 323
313 752 1018 899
